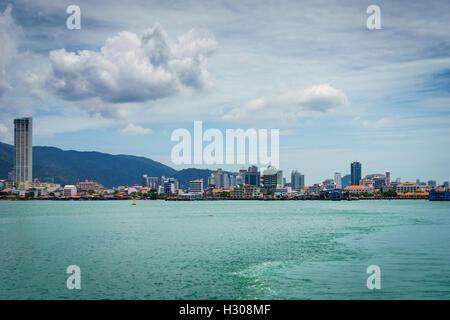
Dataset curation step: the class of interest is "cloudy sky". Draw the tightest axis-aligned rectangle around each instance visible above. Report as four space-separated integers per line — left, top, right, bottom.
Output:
0 0 449 184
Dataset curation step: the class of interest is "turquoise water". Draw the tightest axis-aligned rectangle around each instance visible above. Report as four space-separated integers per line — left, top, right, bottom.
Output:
0 200 449 299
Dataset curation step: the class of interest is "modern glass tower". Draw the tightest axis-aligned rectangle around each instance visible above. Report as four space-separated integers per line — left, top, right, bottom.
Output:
291 170 305 189
14 117 33 182
350 161 361 186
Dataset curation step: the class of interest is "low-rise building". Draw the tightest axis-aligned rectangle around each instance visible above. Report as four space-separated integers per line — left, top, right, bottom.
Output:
76 180 103 195
345 185 373 194
63 185 77 196
396 182 419 194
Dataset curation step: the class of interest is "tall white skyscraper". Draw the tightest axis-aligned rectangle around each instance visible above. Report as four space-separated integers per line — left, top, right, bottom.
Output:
334 172 342 189
14 117 33 182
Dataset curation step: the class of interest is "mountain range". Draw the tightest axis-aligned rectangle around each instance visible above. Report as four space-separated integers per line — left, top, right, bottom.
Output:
0 142 219 188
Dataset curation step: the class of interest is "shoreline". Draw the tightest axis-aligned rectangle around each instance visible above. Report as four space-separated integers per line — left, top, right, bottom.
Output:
0 197 432 201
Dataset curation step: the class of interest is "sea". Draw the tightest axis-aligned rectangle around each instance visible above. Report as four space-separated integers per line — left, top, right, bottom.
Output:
0 200 449 299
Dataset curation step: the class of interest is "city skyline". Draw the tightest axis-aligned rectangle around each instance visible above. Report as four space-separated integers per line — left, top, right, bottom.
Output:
0 1 449 184
3 116 450 187
5 114 449 190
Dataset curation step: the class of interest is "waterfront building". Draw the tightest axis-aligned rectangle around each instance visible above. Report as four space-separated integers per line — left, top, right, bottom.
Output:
334 172 342 189
350 161 362 186
325 183 337 191
244 166 261 187
76 179 103 195
262 166 283 190
291 170 305 190
63 185 77 196
14 117 33 182
230 185 261 199
29 187 47 197
396 182 419 194
308 184 320 194
275 186 292 196
189 179 203 194
345 185 373 194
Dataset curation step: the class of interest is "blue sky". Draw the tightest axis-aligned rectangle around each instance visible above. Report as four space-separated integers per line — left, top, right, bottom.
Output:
0 0 450 184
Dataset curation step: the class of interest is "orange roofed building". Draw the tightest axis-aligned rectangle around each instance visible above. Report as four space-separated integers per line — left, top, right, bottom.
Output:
344 185 373 194
76 179 103 195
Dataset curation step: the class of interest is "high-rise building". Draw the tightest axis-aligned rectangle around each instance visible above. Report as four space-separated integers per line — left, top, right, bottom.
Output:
142 175 148 187
428 180 437 187
334 172 342 189
385 171 391 187
341 174 351 189
291 170 305 190
14 117 33 182
223 173 230 188
262 166 283 190
163 178 178 195
443 181 449 187
214 169 225 188
208 173 216 187
189 179 203 194
147 177 159 189
350 161 362 186
236 169 247 186
244 165 261 187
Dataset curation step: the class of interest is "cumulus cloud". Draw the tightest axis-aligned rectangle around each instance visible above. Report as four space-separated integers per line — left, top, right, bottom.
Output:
222 84 348 122
0 4 21 98
40 23 217 104
117 123 152 136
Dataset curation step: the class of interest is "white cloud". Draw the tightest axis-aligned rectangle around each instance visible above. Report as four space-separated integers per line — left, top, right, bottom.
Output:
117 123 152 136
0 4 21 98
0 122 12 144
39 23 217 105
222 84 348 122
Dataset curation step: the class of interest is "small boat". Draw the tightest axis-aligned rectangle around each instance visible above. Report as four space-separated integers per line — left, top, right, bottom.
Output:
132 199 136 205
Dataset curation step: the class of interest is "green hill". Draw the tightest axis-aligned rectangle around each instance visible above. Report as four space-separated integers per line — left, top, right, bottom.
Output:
0 142 234 188
0 142 178 187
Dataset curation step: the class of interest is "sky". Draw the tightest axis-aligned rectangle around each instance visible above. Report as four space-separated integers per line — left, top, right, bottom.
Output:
0 0 450 184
